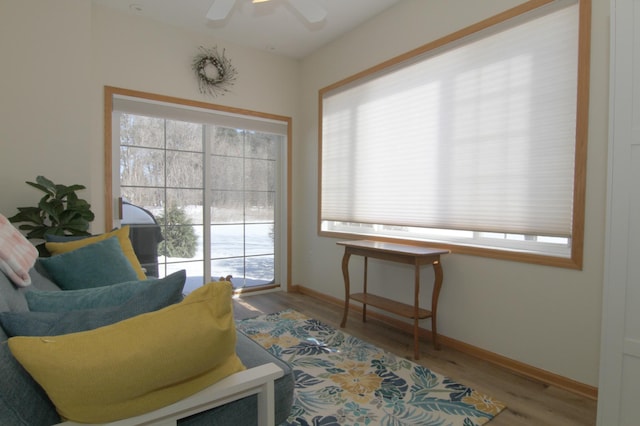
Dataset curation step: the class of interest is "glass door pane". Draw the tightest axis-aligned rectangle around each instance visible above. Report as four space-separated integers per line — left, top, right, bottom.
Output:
119 113 205 292
208 127 278 290
117 110 284 294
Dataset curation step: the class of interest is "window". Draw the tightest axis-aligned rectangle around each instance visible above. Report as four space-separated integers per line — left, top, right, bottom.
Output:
105 88 291 292
319 0 590 268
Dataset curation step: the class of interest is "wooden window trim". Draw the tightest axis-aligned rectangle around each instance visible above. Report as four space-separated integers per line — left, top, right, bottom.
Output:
317 0 591 269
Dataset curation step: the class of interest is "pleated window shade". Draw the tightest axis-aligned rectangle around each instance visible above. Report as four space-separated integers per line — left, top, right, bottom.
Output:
321 1 580 240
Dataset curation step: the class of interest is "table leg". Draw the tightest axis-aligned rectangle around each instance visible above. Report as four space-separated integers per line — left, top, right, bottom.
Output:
431 259 444 350
362 257 368 323
340 250 351 328
413 262 421 360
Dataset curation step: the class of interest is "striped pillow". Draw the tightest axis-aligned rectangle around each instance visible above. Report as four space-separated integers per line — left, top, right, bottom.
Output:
0 214 37 287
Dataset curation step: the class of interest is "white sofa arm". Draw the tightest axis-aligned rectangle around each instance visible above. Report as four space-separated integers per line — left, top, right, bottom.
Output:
56 362 284 426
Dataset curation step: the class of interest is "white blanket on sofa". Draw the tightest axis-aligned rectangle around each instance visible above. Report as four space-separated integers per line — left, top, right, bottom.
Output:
0 213 37 287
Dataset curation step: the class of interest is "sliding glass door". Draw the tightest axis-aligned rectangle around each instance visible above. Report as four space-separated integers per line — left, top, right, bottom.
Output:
110 92 287 293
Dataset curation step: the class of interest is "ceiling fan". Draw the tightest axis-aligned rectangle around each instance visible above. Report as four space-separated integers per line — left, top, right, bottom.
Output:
206 0 327 24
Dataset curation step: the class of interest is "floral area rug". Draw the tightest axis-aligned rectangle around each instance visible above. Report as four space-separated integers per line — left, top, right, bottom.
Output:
237 309 506 426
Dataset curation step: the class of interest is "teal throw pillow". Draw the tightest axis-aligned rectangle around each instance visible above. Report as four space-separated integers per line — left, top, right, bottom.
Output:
38 236 139 290
26 275 173 312
0 270 186 337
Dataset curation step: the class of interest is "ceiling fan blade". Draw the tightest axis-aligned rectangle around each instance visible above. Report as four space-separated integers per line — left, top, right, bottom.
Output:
206 0 236 21
288 0 327 23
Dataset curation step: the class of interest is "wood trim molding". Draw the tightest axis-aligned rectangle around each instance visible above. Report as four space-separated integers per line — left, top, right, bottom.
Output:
292 284 598 401
103 85 293 292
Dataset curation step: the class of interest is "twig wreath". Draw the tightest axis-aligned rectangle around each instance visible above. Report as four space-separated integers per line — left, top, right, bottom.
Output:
192 46 237 97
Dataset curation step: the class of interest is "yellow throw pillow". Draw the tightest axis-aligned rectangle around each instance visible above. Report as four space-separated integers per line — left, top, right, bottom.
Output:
45 226 146 280
8 281 245 424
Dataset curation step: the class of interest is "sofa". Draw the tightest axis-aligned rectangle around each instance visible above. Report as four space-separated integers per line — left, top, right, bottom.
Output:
0 238 294 425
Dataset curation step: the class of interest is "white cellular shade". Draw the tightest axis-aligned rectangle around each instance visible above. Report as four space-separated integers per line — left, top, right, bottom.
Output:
321 1 579 238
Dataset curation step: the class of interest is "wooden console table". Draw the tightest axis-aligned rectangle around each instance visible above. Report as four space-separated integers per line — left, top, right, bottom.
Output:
338 240 449 360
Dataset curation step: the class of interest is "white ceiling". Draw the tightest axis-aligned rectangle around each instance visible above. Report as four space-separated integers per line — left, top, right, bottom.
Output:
91 0 403 59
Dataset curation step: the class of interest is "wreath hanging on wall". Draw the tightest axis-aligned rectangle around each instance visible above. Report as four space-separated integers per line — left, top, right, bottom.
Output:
192 46 237 97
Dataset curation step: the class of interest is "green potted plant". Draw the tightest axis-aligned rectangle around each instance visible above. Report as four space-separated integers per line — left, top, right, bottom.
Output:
8 175 95 256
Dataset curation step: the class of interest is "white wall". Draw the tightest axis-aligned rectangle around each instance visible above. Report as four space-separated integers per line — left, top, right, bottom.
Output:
0 0 93 216
0 0 300 230
294 0 610 387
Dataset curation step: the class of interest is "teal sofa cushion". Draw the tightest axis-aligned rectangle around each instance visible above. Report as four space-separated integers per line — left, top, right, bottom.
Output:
0 270 185 337
0 342 59 426
25 273 181 313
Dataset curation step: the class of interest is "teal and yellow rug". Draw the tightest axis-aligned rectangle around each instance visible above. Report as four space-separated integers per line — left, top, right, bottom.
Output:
237 309 506 426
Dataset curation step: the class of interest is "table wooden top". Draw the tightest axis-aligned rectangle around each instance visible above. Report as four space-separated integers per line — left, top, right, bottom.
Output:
337 240 450 257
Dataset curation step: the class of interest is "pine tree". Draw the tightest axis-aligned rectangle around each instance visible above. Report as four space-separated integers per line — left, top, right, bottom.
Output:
157 206 197 258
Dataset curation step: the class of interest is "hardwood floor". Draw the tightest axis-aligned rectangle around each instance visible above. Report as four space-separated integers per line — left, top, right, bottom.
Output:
233 290 598 426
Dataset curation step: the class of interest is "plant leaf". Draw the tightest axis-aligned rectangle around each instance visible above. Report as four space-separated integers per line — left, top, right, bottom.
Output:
34 176 57 193
25 226 49 240
8 208 44 225
57 185 86 198
12 176 94 240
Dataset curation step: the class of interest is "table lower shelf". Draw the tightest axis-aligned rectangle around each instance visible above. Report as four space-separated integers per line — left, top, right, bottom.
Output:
350 293 431 319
